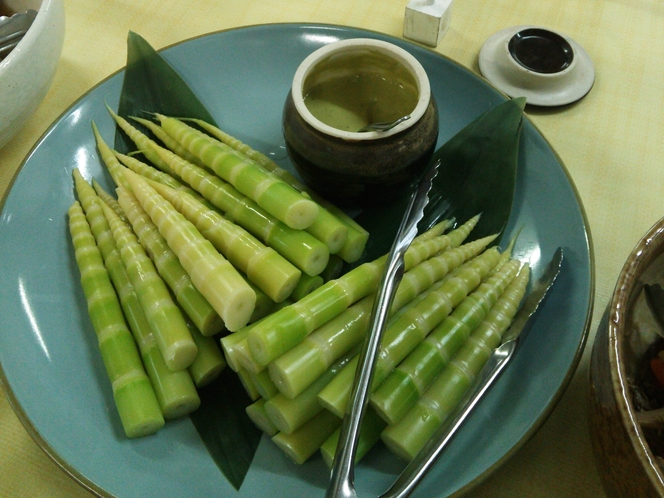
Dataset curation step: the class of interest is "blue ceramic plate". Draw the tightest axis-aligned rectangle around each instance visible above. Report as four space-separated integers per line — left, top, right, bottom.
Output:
0 24 593 497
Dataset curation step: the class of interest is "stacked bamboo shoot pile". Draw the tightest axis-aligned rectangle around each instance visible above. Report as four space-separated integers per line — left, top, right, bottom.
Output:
233 215 531 465
69 108 529 469
69 110 369 438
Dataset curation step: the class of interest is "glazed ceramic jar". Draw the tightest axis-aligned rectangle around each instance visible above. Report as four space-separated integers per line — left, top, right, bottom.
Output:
283 38 439 207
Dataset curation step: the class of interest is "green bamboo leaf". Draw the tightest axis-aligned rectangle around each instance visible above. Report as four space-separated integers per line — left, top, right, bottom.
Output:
115 32 217 154
423 97 525 236
355 97 525 264
189 368 262 491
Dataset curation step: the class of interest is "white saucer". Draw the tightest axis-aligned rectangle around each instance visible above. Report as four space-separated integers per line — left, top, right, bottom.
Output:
478 25 595 107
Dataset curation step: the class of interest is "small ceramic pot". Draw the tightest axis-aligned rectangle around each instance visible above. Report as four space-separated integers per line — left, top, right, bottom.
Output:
589 216 664 497
283 38 439 208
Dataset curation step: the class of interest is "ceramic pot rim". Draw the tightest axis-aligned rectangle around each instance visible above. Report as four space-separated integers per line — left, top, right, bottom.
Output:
291 38 431 141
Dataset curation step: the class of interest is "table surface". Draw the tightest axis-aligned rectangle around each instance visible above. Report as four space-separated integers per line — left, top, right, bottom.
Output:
2 0 663 496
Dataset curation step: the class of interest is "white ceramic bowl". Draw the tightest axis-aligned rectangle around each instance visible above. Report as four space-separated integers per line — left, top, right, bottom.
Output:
0 0 65 149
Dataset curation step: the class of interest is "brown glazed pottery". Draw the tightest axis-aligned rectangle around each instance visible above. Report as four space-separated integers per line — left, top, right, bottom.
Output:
589 216 664 497
283 38 439 208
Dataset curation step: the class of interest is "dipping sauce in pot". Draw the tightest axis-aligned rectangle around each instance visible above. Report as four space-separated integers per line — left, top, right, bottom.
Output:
302 49 419 133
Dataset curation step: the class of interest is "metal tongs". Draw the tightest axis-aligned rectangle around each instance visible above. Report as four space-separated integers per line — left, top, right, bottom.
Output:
326 159 440 498
325 157 563 497
380 246 563 497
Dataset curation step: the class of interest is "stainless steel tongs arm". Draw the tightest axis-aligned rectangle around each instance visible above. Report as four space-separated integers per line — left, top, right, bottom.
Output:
380 247 563 498
325 160 440 498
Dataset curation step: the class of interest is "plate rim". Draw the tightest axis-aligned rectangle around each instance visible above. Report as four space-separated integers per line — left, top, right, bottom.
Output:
0 21 596 498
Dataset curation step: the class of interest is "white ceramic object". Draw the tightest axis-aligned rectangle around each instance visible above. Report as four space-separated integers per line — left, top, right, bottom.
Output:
479 25 594 107
403 0 453 48
0 0 65 149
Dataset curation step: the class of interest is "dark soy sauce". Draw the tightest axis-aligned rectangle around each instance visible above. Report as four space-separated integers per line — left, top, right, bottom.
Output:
508 28 574 74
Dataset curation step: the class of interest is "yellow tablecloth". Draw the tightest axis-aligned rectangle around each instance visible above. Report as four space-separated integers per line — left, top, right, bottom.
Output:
2 0 663 496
